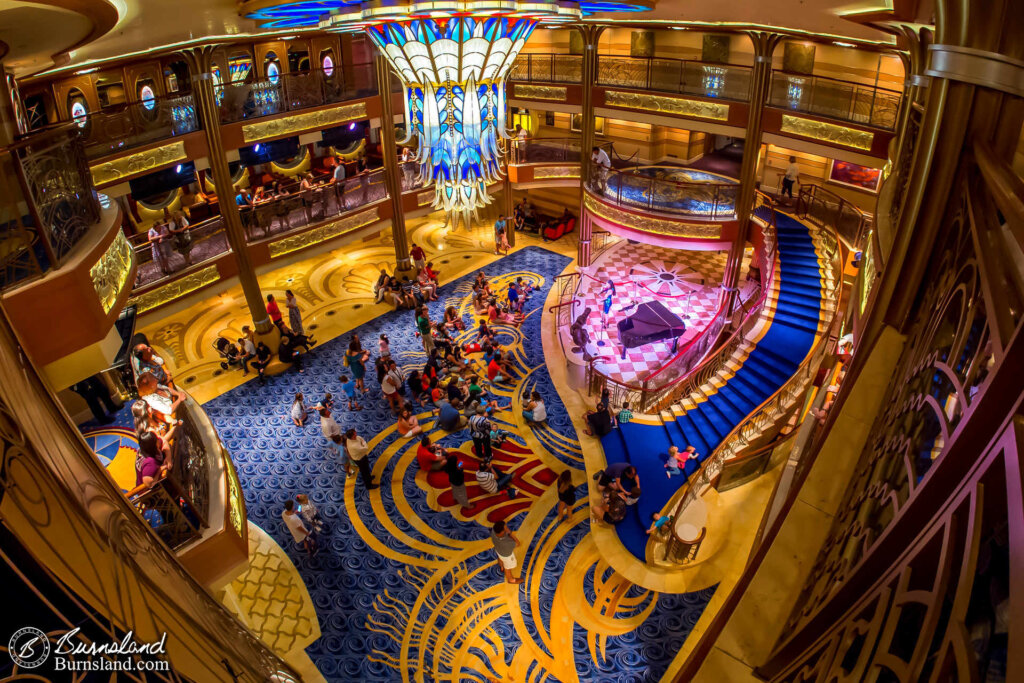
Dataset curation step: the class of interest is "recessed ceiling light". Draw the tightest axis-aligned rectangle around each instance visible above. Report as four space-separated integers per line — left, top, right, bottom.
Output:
834 41 856 48
278 35 299 41
76 67 98 75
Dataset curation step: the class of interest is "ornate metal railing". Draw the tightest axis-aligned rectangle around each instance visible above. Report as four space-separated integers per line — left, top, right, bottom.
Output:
585 193 778 413
0 147 45 290
216 64 377 123
547 270 583 359
509 53 584 83
72 93 200 160
768 71 902 130
509 137 616 165
4 126 101 274
129 169 392 290
129 218 229 289
125 396 211 550
597 55 754 102
796 183 870 249
666 213 842 556
586 165 739 220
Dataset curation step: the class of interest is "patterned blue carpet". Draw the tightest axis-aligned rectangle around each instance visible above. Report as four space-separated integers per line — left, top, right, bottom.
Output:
196 246 715 682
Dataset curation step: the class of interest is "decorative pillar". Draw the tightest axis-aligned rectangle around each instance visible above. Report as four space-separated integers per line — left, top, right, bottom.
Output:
576 25 604 268
503 95 516 248
721 32 782 315
183 48 272 333
374 52 413 275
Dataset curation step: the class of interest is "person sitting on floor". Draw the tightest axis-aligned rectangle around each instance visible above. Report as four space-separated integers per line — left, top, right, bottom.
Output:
415 434 445 471
523 391 547 424
487 297 523 326
435 397 468 432
444 306 465 332
583 400 614 437
476 459 516 499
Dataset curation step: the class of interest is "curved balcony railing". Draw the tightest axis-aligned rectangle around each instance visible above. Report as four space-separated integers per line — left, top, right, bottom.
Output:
129 218 229 289
129 166 412 290
585 192 778 413
586 165 739 220
509 53 584 84
597 55 754 102
1 126 101 290
508 137 616 165
127 397 211 550
72 93 200 160
769 71 902 130
216 64 377 124
795 183 870 249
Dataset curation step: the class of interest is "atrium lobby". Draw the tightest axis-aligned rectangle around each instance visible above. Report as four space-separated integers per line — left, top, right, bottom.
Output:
1 1 1021 682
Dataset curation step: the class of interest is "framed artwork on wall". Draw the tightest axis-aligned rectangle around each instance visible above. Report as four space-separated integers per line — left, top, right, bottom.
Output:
545 111 555 126
828 159 882 193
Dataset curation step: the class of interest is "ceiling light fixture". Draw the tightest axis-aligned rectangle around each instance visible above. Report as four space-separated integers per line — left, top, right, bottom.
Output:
243 0 652 227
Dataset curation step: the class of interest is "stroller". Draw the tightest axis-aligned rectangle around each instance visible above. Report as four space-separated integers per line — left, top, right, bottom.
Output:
213 337 243 371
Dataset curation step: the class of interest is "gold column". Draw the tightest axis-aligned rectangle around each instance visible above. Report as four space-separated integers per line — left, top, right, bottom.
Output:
721 32 782 314
375 52 414 274
503 94 516 248
183 48 271 333
576 25 604 267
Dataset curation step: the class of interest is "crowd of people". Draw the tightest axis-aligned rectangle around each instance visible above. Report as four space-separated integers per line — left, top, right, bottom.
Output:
141 228 700 583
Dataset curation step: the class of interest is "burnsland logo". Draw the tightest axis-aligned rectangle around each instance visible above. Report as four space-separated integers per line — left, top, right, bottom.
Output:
8 627 50 669
7 627 169 673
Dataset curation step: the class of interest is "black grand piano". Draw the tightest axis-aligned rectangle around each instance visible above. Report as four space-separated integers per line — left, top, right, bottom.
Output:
616 301 686 358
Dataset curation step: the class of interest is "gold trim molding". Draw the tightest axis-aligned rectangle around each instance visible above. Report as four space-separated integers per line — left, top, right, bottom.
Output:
90 230 135 314
534 165 581 179
513 84 568 101
242 102 368 143
128 265 220 314
780 115 874 151
584 194 722 239
604 90 729 121
269 206 380 258
90 141 187 186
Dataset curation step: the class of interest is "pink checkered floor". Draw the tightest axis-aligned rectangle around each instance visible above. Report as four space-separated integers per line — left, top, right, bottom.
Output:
571 243 751 387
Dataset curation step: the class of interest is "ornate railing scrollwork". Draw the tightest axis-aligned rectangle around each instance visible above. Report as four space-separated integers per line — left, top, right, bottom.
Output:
13 126 101 264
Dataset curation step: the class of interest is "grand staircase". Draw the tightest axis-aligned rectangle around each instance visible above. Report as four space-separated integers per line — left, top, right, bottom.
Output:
599 210 834 560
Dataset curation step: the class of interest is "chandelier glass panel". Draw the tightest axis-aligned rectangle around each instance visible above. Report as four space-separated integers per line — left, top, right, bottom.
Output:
243 1 650 223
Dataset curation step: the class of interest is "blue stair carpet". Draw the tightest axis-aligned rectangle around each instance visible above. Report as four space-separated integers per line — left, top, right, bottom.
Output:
602 212 824 560
149 246 716 682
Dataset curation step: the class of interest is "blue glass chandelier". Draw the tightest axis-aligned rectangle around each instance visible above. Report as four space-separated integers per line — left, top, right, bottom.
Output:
244 1 650 224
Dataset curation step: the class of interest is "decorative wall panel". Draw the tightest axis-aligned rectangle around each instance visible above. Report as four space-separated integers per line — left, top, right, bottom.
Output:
604 90 729 121
128 265 220 314
779 114 874 150
584 194 722 238
534 165 581 179
241 101 367 143
513 84 568 101
90 230 134 313
89 141 188 186
268 207 379 257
